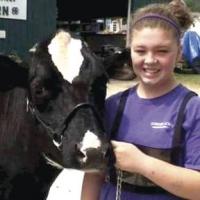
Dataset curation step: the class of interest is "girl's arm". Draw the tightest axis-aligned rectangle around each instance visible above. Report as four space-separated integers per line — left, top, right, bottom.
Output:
112 140 200 200
81 172 105 200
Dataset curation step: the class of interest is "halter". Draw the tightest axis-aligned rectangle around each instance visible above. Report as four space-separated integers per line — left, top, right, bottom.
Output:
27 98 104 149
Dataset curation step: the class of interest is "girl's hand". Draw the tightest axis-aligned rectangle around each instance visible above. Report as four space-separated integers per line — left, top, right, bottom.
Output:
111 140 148 173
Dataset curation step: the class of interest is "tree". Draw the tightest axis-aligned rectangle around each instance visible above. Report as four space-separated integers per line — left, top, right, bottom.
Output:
185 0 200 12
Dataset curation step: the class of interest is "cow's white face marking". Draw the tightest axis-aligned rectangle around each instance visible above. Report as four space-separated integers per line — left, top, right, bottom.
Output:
80 130 101 162
48 30 84 83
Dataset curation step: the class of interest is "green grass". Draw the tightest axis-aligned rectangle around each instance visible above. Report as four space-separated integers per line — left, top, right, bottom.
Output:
175 73 200 93
175 73 200 86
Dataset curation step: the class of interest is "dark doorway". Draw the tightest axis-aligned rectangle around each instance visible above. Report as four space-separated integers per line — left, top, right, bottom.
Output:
57 0 128 21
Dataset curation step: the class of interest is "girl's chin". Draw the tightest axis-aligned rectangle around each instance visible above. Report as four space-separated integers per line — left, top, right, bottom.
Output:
142 71 160 79
140 76 160 85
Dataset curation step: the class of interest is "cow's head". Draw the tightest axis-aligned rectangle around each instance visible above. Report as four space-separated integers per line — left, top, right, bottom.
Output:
28 29 112 171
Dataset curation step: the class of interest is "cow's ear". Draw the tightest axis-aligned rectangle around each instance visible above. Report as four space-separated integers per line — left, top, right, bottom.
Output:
79 43 107 85
0 55 28 91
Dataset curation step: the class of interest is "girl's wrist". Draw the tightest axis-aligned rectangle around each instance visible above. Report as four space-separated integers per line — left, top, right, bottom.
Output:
136 153 154 176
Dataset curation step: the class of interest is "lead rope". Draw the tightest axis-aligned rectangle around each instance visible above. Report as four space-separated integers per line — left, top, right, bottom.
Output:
116 169 123 200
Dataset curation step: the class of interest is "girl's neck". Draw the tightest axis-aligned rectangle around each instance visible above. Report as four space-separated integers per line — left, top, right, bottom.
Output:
136 78 178 99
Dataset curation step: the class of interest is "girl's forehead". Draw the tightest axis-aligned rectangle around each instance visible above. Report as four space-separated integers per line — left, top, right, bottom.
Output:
131 27 177 47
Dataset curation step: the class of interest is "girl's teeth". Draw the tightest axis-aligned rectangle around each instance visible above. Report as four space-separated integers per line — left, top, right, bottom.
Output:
144 68 158 73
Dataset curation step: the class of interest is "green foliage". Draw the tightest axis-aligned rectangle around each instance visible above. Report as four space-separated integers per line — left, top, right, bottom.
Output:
185 0 200 12
175 73 200 94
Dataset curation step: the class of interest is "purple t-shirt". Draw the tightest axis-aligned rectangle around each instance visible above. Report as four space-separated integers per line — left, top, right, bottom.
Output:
100 84 200 200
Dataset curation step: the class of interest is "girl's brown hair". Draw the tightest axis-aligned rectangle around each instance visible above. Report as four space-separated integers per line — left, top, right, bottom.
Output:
129 1 193 43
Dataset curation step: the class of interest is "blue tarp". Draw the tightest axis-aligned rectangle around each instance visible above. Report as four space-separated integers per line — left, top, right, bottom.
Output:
182 31 200 73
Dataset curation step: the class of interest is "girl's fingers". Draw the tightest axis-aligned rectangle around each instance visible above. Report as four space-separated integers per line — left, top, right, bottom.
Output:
111 140 120 148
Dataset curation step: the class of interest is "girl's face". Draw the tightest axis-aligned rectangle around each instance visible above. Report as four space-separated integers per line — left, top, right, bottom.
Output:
131 27 181 89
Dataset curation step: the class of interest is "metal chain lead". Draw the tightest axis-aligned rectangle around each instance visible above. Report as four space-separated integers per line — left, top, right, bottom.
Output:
116 169 123 200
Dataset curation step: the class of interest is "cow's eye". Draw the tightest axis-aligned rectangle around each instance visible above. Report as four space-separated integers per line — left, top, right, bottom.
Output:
35 87 45 96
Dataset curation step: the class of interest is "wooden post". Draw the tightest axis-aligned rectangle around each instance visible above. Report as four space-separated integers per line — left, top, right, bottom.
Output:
126 0 132 48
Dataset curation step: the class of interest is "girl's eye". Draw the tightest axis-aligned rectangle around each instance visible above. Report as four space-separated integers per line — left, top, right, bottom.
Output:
157 49 169 53
134 49 145 54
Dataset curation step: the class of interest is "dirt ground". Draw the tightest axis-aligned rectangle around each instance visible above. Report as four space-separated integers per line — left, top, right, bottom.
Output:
47 79 200 200
106 79 136 97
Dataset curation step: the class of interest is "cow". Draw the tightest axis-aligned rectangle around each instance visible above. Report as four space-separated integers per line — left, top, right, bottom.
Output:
0 29 112 200
100 46 136 80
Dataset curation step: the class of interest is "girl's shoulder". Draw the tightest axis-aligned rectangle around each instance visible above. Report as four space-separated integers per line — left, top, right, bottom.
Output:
182 87 200 119
186 92 200 109
180 85 200 105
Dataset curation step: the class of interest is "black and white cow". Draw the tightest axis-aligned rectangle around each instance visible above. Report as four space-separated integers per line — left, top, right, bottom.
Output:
0 29 111 200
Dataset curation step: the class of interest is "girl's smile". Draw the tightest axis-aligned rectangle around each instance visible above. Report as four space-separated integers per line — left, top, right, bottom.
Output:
130 27 181 97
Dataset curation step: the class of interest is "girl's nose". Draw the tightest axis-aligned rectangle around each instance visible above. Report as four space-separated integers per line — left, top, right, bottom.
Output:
144 53 158 64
